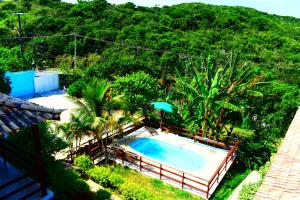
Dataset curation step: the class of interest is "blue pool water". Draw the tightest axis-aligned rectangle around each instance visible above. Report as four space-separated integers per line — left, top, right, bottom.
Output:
129 137 207 171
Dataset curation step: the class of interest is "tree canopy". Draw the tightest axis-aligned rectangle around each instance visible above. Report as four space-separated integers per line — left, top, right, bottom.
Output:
0 0 299 169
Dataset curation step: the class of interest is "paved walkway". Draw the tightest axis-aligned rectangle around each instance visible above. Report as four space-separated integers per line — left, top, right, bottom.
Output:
255 108 300 200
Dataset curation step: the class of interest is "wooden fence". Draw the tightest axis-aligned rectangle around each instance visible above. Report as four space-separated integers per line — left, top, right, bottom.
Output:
67 120 144 163
112 140 239 199
67 118 240 198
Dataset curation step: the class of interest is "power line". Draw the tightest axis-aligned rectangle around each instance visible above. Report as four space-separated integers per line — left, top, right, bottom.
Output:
74 33 192 59
0 34 73 40
0 33 194 60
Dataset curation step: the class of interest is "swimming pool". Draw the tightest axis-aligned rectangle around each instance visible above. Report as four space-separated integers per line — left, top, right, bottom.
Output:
129 137 207 171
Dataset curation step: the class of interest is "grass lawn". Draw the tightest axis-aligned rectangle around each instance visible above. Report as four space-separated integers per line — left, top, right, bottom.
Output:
107 164 202 200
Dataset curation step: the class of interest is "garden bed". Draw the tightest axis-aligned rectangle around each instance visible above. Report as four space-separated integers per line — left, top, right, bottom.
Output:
74 155 202 200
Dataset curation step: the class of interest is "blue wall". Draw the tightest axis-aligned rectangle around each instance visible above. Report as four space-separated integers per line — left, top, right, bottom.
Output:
6 71 36 97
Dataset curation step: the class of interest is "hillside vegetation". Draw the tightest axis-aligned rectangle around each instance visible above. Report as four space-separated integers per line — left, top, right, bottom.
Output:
0 0 299 171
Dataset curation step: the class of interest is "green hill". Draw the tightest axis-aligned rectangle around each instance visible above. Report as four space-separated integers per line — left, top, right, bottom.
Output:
0 0 299 85
1 1 299 199
0 0 299 169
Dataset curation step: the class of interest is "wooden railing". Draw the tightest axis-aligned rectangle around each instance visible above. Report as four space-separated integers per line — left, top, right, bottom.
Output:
67 118 239 198
112 140 239 199
67 120 144 163
147 120 238 150
207 141 239 197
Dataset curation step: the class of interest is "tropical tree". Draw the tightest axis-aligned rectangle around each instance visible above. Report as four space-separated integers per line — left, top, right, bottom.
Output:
56 113 92 151
74 78 126 160
114 71 159 116
175 54 263 140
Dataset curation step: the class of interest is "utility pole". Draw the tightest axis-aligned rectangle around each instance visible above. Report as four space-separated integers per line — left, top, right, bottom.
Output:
74 33 77 69
13 12 25 57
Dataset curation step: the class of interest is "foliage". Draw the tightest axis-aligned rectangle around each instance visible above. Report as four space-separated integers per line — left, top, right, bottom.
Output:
7 122 68 158
87 166 124 189
0 47 22 71
0 68 11 94
120 182 154 200
56 113 91 150
114 71 159 115
212 167 251 200
73 78 124 141
68 79 85 97
0 0 299 192
47 161 90 200
107 164 200 200
174 54 262 139
94 188 112 200
74 154 94 172
59 73 81 89
238 181 261 200
237 155 272 200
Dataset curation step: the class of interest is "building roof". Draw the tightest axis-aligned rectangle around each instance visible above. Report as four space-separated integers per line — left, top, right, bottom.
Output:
0 93 64 137
255 108 300 200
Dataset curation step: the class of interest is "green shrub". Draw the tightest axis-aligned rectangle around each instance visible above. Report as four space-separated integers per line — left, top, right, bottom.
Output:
0 69 11 94
48 162 90 200
238 181 262 200
68 79 85 97
74 154 94 172
87 166 124 189
94 189 112 200
120 182 154 200
212 168 251 200
109 173 124 189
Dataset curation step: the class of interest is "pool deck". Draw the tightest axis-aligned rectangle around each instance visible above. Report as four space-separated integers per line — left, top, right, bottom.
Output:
116 126 235 199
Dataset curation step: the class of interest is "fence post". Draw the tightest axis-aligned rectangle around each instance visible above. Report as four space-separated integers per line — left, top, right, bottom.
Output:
160 164 162 179
182 173 184 189
88 140 92 160
206 185 209 199
139 156 142 171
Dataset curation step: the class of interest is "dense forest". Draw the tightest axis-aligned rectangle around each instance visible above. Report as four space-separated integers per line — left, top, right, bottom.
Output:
0 0 299 179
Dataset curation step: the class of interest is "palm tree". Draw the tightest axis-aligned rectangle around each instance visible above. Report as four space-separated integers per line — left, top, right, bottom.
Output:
56 113 92 152
73 78 125 160
175 54 263 140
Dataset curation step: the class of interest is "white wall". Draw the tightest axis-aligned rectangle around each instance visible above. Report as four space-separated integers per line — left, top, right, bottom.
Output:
34 72 59 93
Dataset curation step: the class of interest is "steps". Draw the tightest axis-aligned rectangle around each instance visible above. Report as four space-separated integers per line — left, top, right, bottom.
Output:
0 158 54 200
0 175 42 200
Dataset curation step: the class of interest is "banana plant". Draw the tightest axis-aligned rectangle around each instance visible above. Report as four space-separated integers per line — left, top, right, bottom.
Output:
174 54 263 140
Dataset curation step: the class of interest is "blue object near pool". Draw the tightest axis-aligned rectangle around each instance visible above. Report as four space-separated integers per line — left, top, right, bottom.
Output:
129 137 206 171
150 102 175 113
